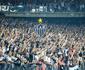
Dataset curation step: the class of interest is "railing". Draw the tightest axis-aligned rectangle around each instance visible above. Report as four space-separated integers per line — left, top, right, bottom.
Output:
4 12 85 17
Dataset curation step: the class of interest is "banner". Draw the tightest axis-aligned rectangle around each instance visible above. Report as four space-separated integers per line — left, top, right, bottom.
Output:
1 5 9 11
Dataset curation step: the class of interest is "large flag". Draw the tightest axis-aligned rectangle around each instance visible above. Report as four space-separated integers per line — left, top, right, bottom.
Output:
34 24 47 37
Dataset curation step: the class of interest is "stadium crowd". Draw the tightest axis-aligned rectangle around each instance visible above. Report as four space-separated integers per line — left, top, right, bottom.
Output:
0 0 85 12
0 18 85 70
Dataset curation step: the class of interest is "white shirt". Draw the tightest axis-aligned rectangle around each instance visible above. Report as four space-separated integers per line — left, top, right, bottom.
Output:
69 65 79 70
0 56 4 61
64 48 69 56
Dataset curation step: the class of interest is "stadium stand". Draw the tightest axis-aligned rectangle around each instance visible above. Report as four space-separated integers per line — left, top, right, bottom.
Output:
0 0 85 70
0 17 85 70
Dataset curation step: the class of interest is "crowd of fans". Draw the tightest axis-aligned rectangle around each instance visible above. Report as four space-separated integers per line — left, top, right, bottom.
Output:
0 0 85 12
29 0 85 12
0 18 85 70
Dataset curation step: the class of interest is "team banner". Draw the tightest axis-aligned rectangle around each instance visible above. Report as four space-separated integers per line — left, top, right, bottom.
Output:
34 18 47 37
34 24 47 37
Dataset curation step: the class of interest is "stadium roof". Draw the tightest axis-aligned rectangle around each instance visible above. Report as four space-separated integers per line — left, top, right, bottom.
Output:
0 0 85 5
